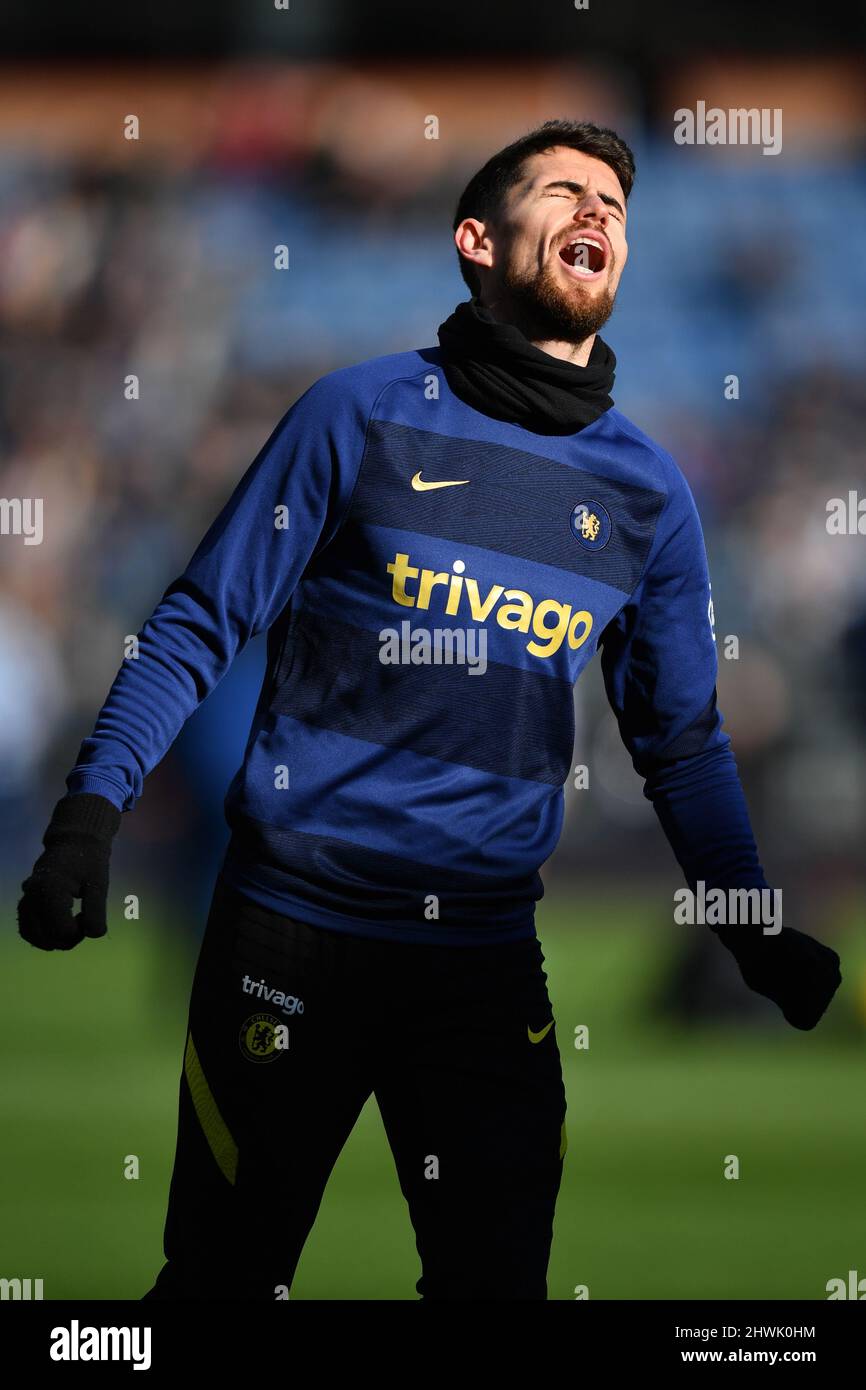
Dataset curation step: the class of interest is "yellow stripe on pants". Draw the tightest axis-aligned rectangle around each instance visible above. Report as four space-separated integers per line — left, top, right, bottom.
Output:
184 1032 238 1186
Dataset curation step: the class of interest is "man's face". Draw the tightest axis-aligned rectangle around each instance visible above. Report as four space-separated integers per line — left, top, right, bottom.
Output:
462 146 629 343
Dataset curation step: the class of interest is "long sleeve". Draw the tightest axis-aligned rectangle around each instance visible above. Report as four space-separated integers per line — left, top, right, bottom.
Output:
600 465 769 894
65 373 367 812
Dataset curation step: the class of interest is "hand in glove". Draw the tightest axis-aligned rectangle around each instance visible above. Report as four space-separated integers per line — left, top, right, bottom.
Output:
18 793 121 951
714 923 841 1031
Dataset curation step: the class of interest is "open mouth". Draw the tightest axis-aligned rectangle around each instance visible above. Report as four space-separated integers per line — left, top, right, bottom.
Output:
558 235 608 279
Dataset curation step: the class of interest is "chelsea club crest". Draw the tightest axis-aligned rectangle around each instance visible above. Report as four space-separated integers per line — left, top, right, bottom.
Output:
570 500 612 551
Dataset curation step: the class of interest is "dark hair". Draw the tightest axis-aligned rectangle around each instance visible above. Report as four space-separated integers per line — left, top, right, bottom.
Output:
452 119 635 295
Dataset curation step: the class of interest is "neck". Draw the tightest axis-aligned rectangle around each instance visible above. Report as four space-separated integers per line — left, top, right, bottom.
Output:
528 334 596 367
478 296 596 366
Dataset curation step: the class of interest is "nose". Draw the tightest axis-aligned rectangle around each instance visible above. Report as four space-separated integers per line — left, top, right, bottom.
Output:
573 192 608 225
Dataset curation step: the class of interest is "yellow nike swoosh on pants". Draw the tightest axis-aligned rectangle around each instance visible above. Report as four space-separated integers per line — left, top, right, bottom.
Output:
527 1020 554 1044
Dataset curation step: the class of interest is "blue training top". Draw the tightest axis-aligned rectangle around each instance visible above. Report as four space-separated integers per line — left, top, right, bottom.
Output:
66 348 767 944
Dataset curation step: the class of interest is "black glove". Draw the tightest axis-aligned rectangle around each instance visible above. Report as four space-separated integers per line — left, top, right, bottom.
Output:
18 793 121 951
714 923 841 1031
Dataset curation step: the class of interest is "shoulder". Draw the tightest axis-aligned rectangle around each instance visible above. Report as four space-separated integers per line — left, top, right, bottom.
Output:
602 408 690 495
300 348 438 417
265 349 440 472
601 406 703 536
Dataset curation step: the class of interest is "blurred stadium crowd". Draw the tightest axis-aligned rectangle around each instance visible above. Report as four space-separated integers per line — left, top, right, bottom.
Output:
0 61 864 929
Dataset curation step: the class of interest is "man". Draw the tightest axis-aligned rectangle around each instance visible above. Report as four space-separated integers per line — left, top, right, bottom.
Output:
18 120 841 1301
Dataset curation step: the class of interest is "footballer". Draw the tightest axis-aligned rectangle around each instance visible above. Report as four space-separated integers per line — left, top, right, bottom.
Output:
18 121 842 1301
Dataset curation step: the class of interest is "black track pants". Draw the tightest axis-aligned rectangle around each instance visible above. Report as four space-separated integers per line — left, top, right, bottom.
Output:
142 874 567 1301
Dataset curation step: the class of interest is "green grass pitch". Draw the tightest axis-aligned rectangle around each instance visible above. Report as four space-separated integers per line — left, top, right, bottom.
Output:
2 892 864 1300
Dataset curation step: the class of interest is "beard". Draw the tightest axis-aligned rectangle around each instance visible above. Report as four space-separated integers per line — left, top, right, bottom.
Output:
499 254 617 344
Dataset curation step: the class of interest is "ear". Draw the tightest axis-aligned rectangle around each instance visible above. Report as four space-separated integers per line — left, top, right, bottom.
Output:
454 217 495 279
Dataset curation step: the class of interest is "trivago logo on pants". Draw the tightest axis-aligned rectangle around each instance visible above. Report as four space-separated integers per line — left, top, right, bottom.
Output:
241 974 305 1015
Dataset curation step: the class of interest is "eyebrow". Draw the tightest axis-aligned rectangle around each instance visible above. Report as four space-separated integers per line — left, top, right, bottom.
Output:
539 179 625 219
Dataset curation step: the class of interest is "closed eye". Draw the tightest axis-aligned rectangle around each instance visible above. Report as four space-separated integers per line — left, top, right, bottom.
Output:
540 181 626 222
544 191 624 224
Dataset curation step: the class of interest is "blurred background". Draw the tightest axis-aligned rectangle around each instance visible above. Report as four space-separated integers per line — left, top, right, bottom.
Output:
1 0 865 1300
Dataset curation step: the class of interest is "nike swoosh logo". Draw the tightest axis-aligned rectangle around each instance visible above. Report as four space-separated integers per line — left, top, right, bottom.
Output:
411 471 470 491
527 1020 554 1044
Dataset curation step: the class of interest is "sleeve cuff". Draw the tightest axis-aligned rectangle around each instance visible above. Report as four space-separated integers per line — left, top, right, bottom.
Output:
50 791 123 839
65 772 129 813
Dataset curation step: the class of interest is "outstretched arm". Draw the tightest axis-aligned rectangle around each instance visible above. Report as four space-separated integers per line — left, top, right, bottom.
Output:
19 373 367 950
599 466 841 1029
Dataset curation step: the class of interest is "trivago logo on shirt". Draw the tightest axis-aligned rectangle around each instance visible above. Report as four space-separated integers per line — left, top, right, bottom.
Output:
386 552 593 660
